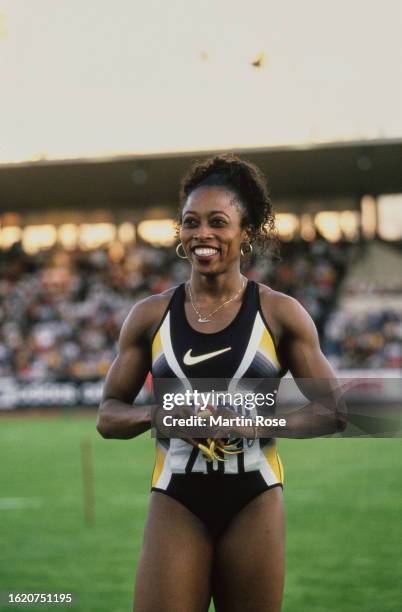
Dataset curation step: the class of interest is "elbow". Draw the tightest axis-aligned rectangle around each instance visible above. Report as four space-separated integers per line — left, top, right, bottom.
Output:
335 412 348 433
96 422 111 439
96 408 112 438
96 420 111 439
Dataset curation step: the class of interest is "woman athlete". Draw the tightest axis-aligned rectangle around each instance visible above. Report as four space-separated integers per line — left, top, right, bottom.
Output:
97 155 345 612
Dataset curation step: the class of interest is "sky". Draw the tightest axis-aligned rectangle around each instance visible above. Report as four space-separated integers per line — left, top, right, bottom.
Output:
0 0 401 162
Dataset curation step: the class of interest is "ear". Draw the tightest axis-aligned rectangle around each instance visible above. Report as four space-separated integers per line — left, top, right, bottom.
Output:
241 226 253 243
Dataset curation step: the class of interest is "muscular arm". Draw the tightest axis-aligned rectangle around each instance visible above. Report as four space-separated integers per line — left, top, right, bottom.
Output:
96 294 169 439
260 290 347 438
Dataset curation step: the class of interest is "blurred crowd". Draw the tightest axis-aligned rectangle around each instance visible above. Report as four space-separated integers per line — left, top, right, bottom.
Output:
324 308 402 369
2 237 393 384
260 239 350 333
0 244 182 382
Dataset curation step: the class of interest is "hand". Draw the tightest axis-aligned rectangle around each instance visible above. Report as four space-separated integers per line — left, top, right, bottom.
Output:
184 404 246 461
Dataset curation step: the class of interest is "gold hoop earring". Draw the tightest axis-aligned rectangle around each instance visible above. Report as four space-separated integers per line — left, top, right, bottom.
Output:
175 242 188 259
240 242 253 257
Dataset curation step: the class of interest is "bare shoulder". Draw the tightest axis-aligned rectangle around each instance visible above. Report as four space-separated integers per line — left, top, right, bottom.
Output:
257 283 317 341
120 286 178 347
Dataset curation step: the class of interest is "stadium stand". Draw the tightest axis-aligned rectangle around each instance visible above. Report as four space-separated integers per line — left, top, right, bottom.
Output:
1 237 354 384
323 241 402 369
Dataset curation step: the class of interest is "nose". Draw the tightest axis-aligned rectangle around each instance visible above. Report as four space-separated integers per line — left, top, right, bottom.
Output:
193 223 214 241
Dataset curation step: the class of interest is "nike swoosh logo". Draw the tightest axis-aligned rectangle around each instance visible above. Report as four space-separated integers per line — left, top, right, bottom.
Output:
183 347 232 366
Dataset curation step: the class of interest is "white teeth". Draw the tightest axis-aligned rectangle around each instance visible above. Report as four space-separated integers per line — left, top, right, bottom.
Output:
194 247 218 256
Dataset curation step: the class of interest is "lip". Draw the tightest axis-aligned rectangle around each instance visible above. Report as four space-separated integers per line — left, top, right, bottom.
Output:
190 245 221 253
190 245 221 260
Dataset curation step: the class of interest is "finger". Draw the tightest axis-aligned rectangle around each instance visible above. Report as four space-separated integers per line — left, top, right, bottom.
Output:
197 442 215 462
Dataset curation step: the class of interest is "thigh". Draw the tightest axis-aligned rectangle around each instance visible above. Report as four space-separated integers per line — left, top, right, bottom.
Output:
134 491 214 612
212 486 285 612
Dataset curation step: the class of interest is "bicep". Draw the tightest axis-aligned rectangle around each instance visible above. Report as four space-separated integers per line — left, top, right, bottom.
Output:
102 342 151 405
101 303 153 404
286 332 335 379
279 299 337 400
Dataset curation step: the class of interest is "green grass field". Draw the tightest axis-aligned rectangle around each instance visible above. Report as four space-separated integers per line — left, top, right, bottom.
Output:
0 414 401 612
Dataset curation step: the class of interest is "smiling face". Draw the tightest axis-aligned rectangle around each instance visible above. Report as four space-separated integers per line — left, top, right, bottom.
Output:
179 186 250 275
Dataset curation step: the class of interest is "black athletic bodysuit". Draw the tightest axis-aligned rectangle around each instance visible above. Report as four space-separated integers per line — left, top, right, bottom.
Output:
150 280 285 538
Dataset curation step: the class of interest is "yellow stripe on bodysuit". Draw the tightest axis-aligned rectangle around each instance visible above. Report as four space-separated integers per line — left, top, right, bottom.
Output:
263 443 285 484
152 329 163 364
151 442 166 487
259 327 281 371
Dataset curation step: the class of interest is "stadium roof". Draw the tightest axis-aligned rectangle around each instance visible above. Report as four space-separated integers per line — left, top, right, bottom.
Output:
0 139 401 212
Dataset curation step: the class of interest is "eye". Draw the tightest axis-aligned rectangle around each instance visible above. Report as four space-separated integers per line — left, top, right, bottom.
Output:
210 218 226 226
182 217 198 227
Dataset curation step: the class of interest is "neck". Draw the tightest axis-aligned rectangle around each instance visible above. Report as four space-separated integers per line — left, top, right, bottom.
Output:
189 269 245 300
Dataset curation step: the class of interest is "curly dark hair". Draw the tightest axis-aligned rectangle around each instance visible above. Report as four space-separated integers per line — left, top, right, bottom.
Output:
178 154 277 254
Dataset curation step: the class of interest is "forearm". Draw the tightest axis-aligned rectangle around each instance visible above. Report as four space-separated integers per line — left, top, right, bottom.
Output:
96 399 153 439
272 401 347 438
229 400 347 440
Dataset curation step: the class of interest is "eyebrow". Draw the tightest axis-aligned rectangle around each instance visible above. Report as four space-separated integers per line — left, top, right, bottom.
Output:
183 210 230 218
